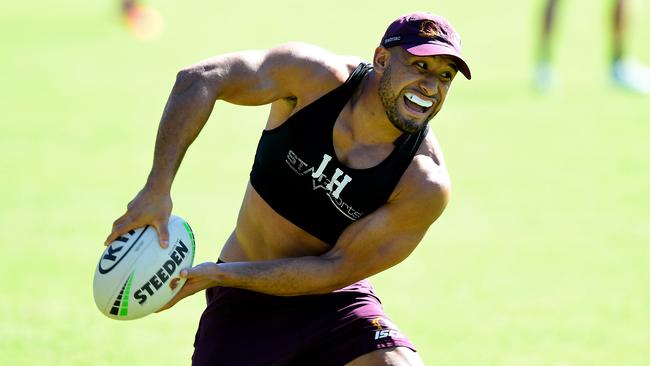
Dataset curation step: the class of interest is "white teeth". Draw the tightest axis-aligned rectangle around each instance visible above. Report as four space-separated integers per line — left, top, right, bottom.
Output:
405 93 433 108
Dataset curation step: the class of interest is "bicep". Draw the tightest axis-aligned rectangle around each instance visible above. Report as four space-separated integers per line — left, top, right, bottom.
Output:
177 50 284 106
326 206 426 281
323 164 450 286
323 204 443 287
180 43 345 106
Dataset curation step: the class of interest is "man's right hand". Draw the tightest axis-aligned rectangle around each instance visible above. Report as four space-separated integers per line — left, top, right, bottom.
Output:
104 186 173 248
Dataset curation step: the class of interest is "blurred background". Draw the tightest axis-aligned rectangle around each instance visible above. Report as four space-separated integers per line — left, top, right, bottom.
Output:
1 0 649 365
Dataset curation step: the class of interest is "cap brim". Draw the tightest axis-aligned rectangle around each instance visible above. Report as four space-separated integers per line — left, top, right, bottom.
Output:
403 44 472 80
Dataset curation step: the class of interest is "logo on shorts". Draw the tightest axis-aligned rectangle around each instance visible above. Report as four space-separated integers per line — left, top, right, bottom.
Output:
371 317 404 340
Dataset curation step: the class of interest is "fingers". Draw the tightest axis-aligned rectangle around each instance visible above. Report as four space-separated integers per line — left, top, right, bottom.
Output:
179 262 217 280
104 213 137 245
178 264 219 289
155 263 220 313
104 210 171 247
105 216 170 248
104 187 173 247
179 267 192 279
155 277 206 312
155 219 170 249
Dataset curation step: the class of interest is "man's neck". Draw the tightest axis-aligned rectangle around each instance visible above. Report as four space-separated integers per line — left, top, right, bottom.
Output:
345 70 404 146
330 71 405 170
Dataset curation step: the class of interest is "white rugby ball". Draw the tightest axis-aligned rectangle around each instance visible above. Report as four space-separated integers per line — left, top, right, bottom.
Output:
93 215 195 320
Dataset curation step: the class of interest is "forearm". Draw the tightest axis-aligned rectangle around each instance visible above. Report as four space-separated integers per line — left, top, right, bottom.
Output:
209 256 351 296
146 70 218 189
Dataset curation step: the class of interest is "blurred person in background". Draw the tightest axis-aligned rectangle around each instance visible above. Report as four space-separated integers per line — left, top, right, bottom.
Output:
106 11 471 366
535 0 650 94
121 0 163 40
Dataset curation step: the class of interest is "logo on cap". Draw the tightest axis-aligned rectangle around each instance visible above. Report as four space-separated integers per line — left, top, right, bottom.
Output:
383 35 402 45
418 20 439 39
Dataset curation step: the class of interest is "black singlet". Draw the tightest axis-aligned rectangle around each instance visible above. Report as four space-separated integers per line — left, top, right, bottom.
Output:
249 63 429 245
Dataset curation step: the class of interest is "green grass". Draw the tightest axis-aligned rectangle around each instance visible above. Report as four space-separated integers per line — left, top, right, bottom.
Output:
1 0 649 365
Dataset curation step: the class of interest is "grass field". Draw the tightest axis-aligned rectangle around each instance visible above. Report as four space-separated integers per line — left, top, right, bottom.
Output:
1 0 649 365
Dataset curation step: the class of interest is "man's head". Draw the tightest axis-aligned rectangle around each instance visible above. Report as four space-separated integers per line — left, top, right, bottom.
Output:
374 12 471 134
380 12 471 80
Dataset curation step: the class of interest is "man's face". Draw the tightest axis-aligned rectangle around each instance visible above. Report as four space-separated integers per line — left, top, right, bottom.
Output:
378 48 458 134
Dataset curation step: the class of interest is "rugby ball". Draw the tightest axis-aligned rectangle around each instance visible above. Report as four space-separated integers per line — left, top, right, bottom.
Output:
93 215 195 320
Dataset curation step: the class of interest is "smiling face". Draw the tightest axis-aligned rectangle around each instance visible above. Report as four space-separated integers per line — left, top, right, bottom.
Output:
376 47 458 134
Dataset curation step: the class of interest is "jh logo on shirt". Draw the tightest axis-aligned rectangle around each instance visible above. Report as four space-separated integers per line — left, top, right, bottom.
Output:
310 153 352 199
285 150 363 220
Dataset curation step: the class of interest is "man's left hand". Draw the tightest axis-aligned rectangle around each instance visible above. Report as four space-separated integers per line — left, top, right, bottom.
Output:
157 262 219 312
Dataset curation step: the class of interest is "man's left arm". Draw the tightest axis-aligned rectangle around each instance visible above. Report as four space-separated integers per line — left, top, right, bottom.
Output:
159 156 449 309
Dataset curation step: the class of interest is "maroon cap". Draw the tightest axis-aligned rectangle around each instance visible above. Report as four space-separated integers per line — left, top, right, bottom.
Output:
380 12 471 80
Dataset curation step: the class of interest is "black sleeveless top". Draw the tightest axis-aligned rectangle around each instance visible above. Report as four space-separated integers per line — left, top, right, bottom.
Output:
249 63 429 245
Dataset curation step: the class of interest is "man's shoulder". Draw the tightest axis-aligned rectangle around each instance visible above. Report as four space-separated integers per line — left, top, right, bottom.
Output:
260 43 367 128
415 132 450 188
269 42 366 90
392 133 451 218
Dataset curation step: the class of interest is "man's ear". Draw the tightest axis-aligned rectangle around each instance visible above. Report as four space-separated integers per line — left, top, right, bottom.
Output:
373 46 390 74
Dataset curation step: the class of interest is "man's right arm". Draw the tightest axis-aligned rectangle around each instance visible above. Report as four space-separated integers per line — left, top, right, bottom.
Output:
105 42 349 246
145 43 340 189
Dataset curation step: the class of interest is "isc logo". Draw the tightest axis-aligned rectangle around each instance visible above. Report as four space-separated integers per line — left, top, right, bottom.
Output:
371 317 404 341
374 329 402 340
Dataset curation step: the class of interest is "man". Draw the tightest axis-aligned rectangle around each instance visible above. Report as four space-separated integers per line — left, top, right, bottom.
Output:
535 0 650 94
120 0 163 41
105 11 471 365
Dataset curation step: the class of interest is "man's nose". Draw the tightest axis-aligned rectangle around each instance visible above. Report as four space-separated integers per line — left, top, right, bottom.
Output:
418 76 439 97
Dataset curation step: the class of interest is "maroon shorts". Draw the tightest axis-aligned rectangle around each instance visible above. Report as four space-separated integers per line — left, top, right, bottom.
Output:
191 279 416 365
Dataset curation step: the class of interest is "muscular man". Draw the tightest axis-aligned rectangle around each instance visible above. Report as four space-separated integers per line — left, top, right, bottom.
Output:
535 0 650 94
105 11 471 365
